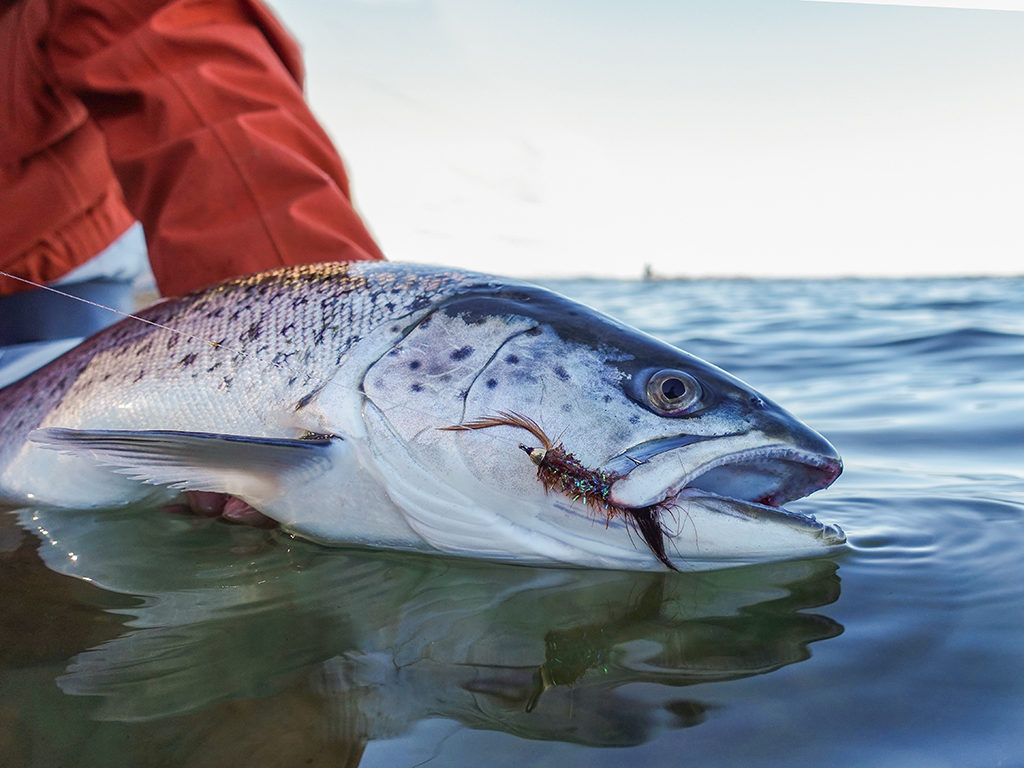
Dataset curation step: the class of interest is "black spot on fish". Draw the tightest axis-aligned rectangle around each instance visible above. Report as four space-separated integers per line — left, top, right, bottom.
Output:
553 365 570 381
608 429 631 445
242 321 262 342
411 383 424 393
180 352 198 367
561 403 572 412
603 395 612 403
505 354 519 365
388 349 400 357
450 346 473 361
486 378 498 389
133 369 145 383
166 335 180 350
295 391 316 410
629 415 640 425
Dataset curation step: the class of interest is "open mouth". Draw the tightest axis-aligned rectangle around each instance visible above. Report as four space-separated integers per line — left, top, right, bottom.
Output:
607 436 842 507
663 446 842 509
603 441 845 568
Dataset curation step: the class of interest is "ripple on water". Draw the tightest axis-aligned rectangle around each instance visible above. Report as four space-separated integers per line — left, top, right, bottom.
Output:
824 484 1024 614
6 276 1024 767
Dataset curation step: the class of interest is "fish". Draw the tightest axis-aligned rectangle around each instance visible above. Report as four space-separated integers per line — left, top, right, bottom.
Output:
0 261 844 571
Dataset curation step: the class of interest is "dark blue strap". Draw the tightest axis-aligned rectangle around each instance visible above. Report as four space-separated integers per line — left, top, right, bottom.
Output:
0 279 134 345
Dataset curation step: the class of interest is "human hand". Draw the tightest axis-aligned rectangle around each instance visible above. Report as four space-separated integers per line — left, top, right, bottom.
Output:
162 491 277 528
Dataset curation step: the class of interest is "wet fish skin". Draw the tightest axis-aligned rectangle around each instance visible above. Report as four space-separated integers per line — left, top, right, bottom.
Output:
0 261 843 570
1 264 457 427
0 262 476 502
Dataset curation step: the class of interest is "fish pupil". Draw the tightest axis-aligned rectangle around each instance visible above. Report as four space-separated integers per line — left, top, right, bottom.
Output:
661 377 687 400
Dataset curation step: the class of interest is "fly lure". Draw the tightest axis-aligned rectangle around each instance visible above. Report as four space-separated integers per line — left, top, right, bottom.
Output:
441 411 677 570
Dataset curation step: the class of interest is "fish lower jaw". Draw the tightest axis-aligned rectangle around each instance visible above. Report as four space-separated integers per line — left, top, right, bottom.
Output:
664 487 847 546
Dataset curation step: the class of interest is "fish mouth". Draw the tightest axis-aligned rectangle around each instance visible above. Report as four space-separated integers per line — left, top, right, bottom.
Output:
666 445 843 510
605 437 846 555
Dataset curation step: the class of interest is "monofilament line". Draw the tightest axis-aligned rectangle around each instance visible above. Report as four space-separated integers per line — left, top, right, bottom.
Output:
0 269 237 355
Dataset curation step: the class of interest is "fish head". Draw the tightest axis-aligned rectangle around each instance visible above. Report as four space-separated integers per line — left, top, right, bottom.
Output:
360 281 843 570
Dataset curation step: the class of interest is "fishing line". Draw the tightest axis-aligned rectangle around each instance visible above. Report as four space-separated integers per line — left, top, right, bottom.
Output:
0 270 242 354
0 268 534 452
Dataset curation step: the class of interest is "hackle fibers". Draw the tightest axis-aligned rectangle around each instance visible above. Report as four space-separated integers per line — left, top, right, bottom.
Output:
441 411 678 570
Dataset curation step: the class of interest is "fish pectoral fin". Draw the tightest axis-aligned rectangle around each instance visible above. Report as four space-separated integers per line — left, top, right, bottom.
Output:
29 428 336 499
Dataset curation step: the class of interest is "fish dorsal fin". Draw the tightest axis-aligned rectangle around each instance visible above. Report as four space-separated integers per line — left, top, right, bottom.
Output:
29 428 335 500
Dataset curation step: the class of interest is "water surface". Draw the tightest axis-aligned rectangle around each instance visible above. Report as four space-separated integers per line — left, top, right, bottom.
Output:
2 276 1023 766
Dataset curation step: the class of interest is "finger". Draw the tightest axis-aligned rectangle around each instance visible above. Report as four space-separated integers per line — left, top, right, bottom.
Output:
221 497 277 528
187 491 228 517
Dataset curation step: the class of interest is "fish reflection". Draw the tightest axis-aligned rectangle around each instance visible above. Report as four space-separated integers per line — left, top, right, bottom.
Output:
19 505 843 752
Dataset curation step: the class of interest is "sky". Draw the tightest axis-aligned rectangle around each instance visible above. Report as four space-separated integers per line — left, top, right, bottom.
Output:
267 0 1024 278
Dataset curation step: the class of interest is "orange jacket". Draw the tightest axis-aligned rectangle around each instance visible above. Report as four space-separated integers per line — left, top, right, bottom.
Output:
0 0 383 298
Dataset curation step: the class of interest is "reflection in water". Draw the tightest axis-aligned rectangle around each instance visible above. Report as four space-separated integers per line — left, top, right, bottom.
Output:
9 504 842 761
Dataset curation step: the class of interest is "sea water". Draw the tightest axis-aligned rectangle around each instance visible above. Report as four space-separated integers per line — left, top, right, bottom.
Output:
1 276 1022 767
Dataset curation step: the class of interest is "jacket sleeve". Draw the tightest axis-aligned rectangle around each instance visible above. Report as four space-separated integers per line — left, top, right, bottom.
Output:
0 0 135 295
44 0 384 297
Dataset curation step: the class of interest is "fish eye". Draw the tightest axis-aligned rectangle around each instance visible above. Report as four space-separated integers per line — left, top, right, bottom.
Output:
645 369 702 415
